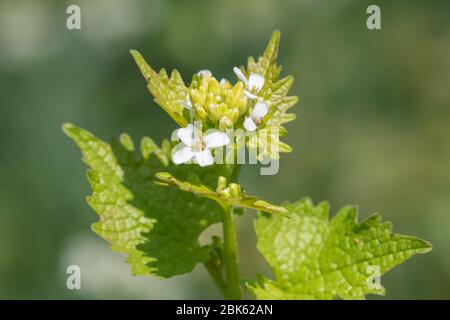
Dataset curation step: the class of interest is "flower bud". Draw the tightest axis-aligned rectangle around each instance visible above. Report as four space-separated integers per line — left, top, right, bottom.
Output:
191 90 205 106
208 103 221 121
230 108 240 123
219 116 232 131
221 188 231 198
217 176 227 190
229 183 240 197
218 103 228 116
197 107 208 120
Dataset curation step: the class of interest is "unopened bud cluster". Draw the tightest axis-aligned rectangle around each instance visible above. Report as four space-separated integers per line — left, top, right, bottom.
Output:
188 75 248 131
216 176 241 199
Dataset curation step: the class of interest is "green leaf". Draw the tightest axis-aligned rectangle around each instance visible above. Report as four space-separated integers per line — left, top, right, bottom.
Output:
248 198 432 299
155 172 289 218
130 50 189 127
62 123 227 278
243 30 298 159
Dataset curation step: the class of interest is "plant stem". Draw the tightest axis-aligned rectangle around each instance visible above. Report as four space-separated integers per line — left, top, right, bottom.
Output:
221 205 242 299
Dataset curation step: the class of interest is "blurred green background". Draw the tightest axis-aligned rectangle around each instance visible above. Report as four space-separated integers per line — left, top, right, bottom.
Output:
1 0 449 299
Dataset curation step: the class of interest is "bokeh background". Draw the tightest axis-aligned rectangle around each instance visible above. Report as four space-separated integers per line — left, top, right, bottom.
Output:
1 0 449 299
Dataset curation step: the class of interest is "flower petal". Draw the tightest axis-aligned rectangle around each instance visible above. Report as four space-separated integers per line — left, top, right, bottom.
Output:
177 124 194 146
248 73 265 92
197 69 212 77
172 146 195 164
244 90 258 99
179 95 192 110
252 102 269 119
195 149 214 167
244 117 257 132
233 67 249 86
204 131 230 148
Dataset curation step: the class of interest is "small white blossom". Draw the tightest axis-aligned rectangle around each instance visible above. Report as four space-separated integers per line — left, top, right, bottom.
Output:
197 69 212 77
233 67 265 99
179 94 192 110
172 124 230 167
243 102 269 132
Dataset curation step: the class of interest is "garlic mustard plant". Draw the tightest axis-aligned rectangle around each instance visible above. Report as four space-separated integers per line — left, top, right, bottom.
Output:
63 31 431 300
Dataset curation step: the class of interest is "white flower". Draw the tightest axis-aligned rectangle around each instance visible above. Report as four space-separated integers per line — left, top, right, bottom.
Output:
197 69 212 77
179 94 192 110
233 67 265 99
172 124 230 167
243 102 269 132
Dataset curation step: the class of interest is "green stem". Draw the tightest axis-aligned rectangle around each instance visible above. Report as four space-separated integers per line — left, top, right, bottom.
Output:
221 205 242 300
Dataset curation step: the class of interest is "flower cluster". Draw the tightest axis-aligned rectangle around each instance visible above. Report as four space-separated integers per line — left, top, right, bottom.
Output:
131 30 297 167
172 67 272 166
